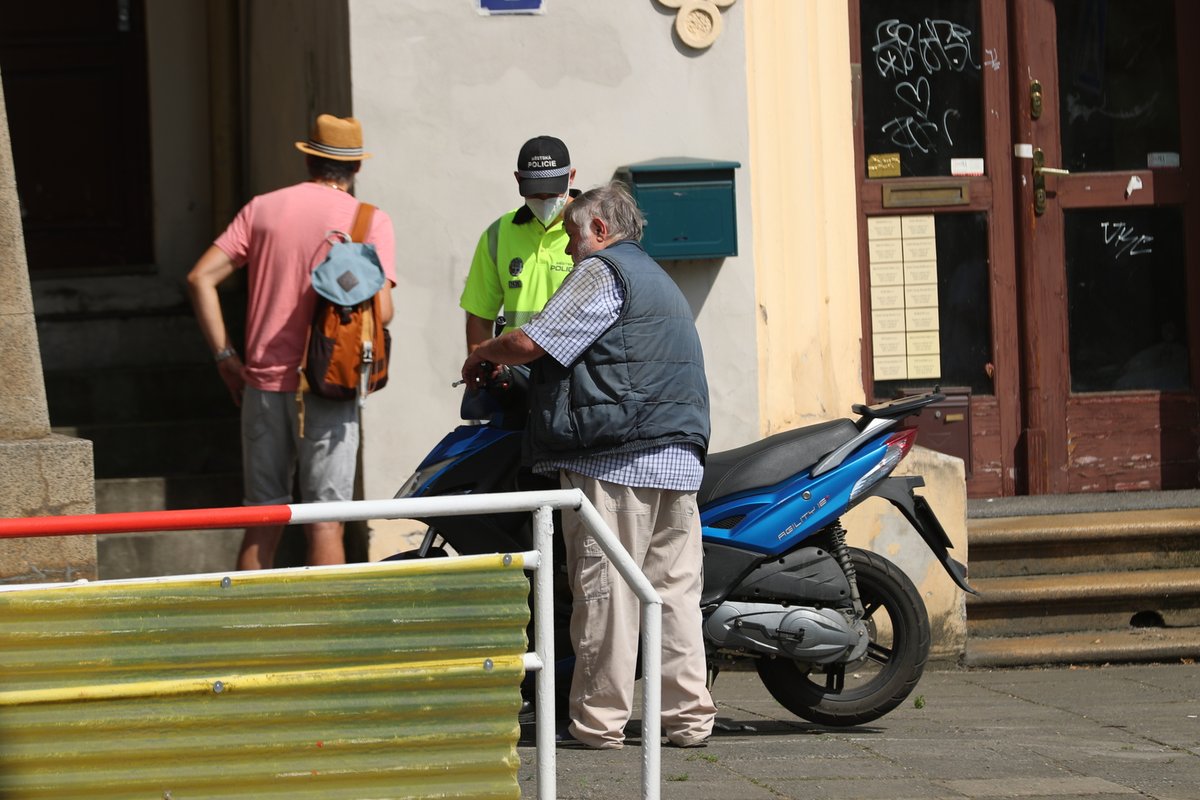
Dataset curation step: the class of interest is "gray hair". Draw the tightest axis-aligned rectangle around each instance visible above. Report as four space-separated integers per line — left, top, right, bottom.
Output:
564 181 645 243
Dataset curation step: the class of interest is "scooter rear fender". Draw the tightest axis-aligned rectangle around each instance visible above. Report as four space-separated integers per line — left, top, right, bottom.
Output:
872 476 977 595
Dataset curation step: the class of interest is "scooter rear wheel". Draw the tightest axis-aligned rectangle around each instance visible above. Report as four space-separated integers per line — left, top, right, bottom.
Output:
754 547 930 727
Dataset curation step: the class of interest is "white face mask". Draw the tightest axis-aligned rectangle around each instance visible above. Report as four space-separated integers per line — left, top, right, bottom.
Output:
526 193 569 226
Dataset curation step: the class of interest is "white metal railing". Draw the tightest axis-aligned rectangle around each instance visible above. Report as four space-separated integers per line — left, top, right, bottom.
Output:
288 491 663 800
0 490 663 800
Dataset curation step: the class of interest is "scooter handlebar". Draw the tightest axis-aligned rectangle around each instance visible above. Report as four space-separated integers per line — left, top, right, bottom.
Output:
475 361 513 391
458 362 531 424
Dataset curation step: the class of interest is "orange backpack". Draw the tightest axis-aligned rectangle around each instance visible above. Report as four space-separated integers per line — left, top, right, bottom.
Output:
297 203 390 432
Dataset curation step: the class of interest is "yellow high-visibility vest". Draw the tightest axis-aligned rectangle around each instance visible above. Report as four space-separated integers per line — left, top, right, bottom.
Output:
460 204 574 333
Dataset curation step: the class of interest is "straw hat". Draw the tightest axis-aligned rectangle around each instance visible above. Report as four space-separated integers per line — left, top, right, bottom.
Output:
294 114 371 161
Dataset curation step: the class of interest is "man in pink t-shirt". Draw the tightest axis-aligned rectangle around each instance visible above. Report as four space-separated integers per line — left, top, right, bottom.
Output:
187 114 396 570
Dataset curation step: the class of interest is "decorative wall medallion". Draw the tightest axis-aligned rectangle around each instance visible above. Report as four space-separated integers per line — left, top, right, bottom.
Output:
675 0 724 50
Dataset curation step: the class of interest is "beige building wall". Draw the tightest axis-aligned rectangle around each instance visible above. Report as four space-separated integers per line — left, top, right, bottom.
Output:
744 1 864 433
351 0 760 529
744 3 968 656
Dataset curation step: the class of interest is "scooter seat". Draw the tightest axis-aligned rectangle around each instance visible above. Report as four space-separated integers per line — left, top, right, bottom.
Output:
698 419 859 506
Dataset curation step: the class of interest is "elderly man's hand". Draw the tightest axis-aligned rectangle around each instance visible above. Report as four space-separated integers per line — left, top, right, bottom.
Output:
461 349 497 388
461 329 547 387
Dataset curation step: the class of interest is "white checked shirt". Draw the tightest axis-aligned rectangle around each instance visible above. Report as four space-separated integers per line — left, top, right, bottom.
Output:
522 255 704 492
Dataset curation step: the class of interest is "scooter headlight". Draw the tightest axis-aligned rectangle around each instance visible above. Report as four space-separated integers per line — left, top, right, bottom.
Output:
848 428 918 503
394 457 457 498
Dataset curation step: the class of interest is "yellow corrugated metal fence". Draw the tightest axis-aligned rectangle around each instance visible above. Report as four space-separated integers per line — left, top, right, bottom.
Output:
0 554 530 799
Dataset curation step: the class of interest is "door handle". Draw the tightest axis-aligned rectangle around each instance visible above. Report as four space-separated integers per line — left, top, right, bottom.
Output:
1032 148 1069 215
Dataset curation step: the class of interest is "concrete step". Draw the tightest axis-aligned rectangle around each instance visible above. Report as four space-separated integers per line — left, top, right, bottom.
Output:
968 489 1200 518
35 302 241 373
968 507 1200 578
97 524 368 581
966 568 1200 637
965 494 1200 664
95 473 244 513
54 419 241 479
90 475 369 580
97 529 244 580
93 474 246 580
964 626 1200 667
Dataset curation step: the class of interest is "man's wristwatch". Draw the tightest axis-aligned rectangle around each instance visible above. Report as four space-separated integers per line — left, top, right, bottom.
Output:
214 346 237 363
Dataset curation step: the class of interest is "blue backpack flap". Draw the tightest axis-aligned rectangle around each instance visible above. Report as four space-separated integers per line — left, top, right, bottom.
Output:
311 233 386 306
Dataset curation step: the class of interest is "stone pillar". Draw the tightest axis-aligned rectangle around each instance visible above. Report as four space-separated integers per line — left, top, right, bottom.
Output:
843 447 969 662
0 68 97 583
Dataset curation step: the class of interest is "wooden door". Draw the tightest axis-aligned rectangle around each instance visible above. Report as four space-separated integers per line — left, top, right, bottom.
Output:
1010 0 1200 493
852 0 1021 497
853 0 1200 496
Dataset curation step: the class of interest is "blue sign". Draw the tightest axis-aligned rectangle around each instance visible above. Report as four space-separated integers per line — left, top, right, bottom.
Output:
478 0 544 14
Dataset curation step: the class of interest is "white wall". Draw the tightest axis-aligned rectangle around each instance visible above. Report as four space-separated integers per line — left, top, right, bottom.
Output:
350 0 760 505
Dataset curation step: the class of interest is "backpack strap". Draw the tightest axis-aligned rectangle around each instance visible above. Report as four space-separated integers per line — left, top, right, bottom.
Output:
353 202 381 407
358 301 376 407
296 324 313 438
350 203 376 243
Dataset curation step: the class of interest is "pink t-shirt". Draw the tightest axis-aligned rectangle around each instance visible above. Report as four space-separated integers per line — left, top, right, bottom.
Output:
214 181 397 392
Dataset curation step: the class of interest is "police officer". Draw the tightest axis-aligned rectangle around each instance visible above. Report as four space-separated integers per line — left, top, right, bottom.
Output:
460 135 577 351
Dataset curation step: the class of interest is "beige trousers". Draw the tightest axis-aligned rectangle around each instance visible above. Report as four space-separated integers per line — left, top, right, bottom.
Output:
560 471 717 749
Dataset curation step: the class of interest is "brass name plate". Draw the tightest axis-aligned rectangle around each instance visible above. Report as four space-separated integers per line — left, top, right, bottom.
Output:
867 153 901 178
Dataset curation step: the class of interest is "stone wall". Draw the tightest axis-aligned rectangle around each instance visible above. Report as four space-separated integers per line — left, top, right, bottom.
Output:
0 69 97 583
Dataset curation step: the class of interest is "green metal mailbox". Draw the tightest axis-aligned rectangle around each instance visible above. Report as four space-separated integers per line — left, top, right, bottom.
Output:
614 157 741 260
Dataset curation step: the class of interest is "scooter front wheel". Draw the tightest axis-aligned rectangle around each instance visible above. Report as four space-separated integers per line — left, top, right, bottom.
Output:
755 547 930 727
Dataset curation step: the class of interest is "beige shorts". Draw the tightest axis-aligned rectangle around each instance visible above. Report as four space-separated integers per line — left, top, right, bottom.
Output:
240 387 359 506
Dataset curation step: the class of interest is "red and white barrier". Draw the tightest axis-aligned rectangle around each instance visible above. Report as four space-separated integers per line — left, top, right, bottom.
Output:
0 504 292 539
0 490 666 800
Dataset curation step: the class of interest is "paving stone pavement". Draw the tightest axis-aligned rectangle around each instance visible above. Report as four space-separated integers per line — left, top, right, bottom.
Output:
516 661 1200 799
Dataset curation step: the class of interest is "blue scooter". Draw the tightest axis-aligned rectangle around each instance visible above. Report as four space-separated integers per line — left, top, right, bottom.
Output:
392 366 973 727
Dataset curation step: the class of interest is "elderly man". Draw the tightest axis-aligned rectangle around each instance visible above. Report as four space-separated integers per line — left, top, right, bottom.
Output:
462 182 715 750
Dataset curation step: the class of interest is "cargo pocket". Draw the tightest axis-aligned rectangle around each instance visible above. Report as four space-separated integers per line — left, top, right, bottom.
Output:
574 535 609 601
604 493 653 563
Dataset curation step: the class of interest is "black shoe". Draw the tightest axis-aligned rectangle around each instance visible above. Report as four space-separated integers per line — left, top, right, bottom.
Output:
555 726 587 749
556 724 623 750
